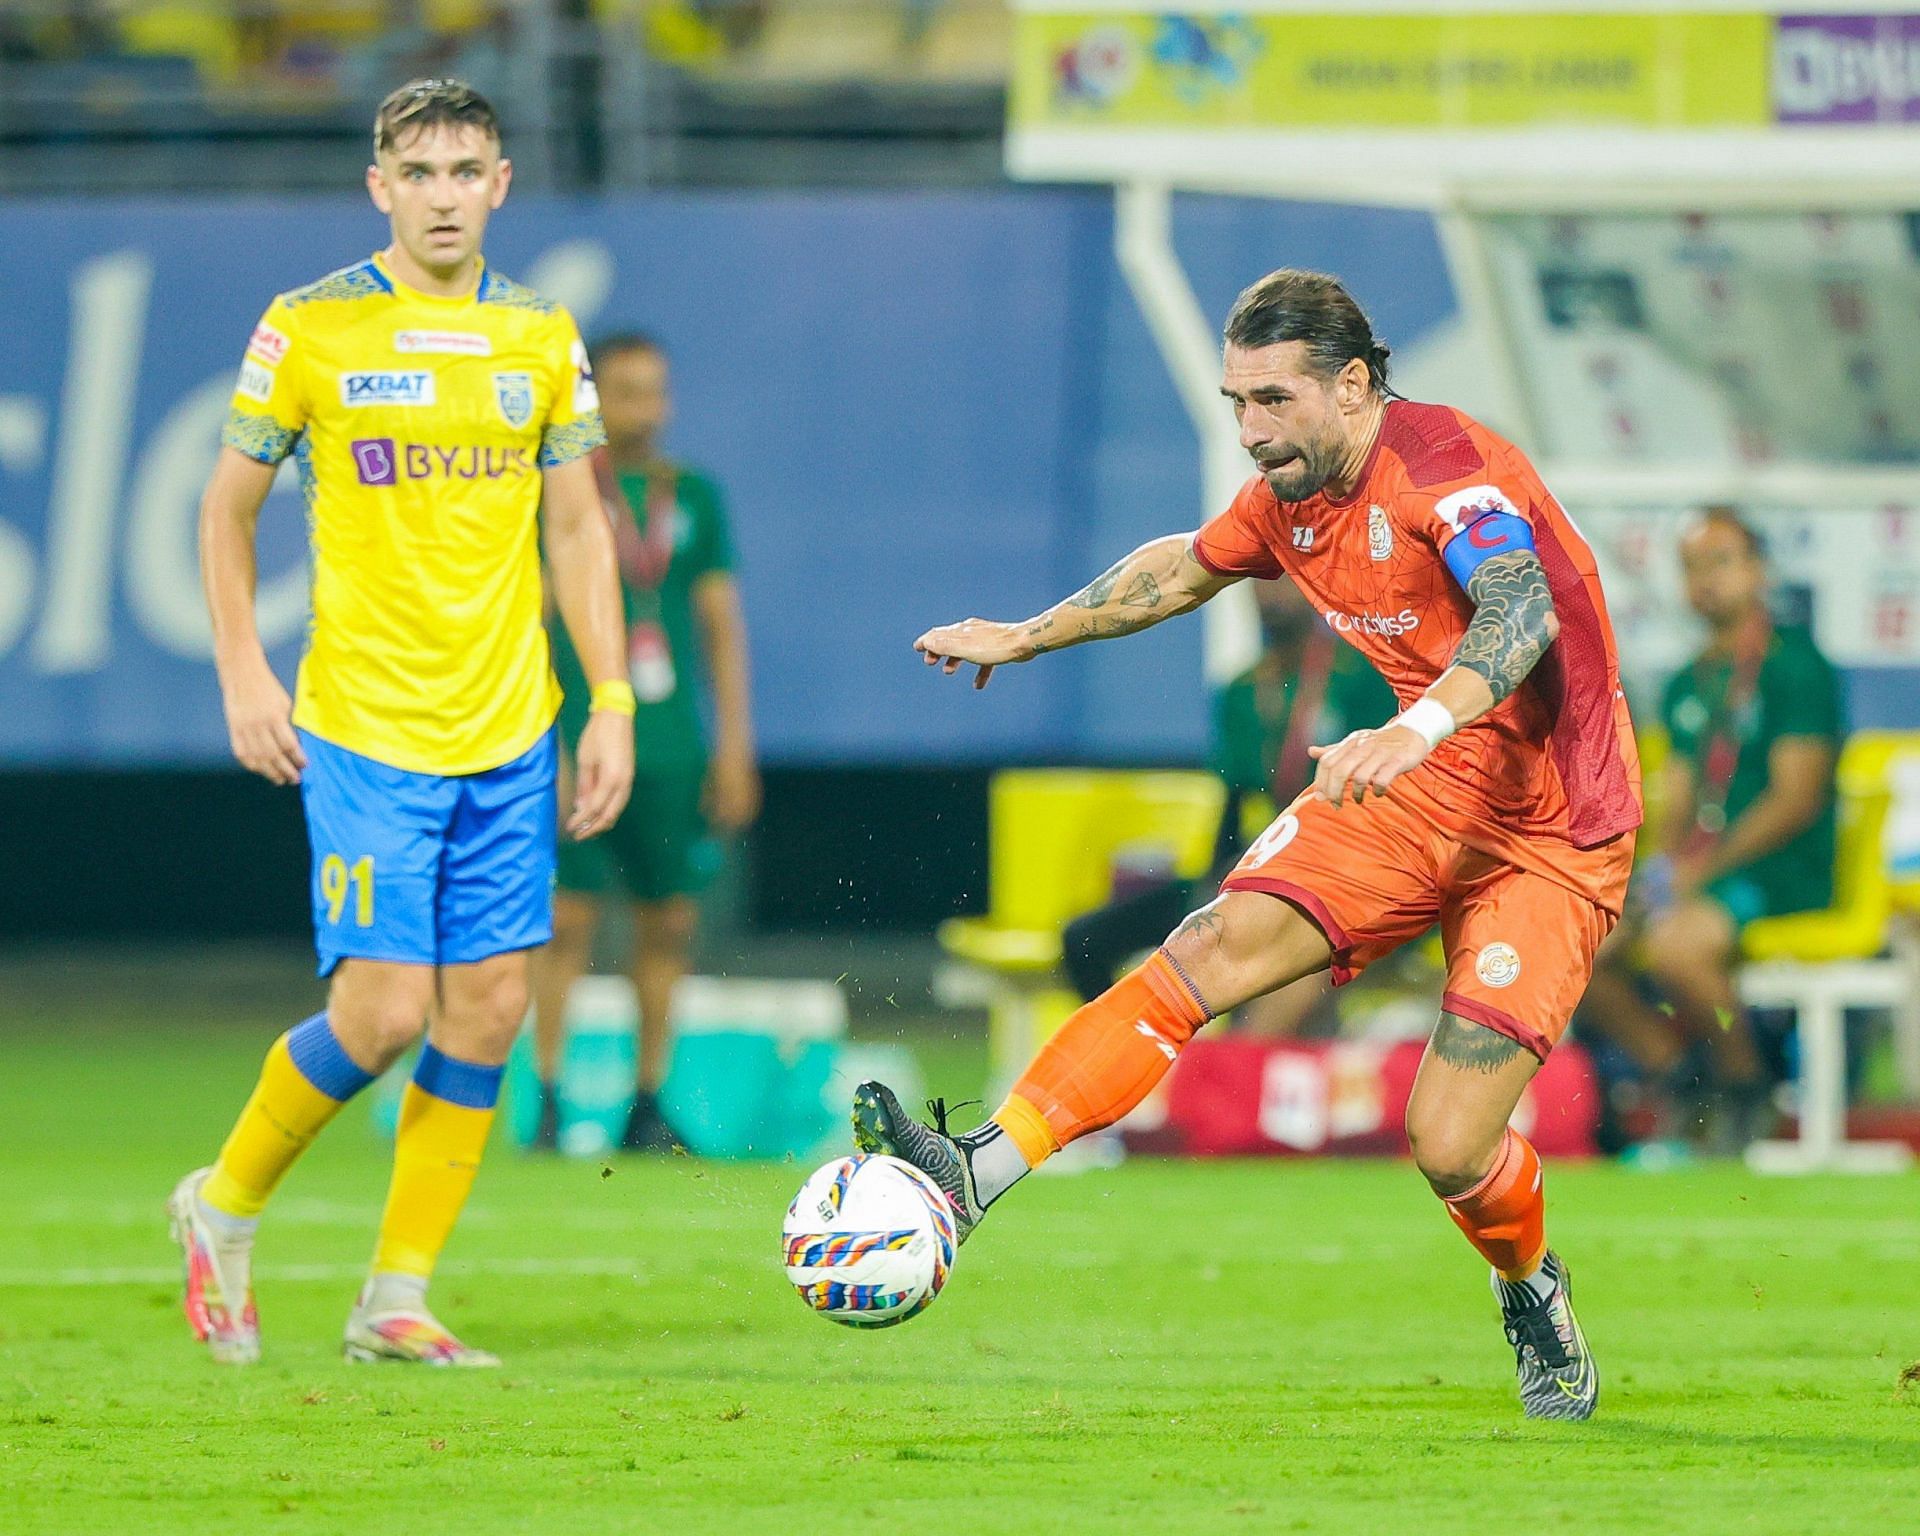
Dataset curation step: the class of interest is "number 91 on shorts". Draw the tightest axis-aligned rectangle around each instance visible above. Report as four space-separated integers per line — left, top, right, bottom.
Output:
295 728 560 978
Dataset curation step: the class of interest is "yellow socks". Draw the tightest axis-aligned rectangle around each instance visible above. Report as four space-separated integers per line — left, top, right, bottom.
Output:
201 1019 502 1293
201 1013 374 1219
369 1044 503 1279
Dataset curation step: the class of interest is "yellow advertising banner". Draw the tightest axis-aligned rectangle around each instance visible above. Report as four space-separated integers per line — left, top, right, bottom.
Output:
1012 13 1772 130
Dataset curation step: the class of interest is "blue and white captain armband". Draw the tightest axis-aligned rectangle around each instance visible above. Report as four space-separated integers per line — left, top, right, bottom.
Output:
1441 511 1536 588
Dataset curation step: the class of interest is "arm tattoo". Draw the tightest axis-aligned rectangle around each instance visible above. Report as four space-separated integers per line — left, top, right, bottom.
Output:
1429 1012 1527 1074
1026 610 1135 654
1067 557 1130 610
1452 549 1556 705
1034 538 1199 652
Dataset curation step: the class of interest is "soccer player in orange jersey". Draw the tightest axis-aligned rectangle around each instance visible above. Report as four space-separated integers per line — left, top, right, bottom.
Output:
854 268 1642 1421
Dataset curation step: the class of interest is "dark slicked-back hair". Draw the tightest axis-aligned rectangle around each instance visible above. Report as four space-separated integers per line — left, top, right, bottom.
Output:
1224 269 1393 396
589 331 665 371
374 78 501 154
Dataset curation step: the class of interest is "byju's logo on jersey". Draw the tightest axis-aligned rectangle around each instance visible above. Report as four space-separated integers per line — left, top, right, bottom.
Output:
351 439 398 486
1368 504 1393 560
341 371 435 408
351 438 537 486
493 372 534 428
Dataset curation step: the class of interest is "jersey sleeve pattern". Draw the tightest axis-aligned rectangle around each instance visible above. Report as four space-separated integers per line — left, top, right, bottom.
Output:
539 418 608 468
535 307 607 468
221 294 307 465
222 412 301 463
476 269 560 314
1193 477 1285 580
279 260 390 308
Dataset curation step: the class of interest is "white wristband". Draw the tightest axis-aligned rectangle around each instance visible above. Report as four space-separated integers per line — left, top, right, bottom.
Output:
1394 696 1457 750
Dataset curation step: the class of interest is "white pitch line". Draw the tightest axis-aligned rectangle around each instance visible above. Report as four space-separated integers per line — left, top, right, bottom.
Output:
0 1256 650 1289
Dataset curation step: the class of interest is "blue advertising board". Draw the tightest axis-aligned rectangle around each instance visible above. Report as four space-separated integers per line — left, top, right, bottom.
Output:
0 190 1454 765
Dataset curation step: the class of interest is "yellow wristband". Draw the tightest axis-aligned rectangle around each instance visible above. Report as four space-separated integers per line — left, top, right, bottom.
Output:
589 680 637 716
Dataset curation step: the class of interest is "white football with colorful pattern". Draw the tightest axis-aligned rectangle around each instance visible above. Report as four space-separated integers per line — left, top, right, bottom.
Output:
782 1153 956 1328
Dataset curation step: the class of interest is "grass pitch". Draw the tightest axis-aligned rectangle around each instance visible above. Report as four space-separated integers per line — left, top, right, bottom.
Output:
3 959 1919 1534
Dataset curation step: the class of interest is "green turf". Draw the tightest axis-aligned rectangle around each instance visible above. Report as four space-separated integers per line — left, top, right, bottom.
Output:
3 989 1919 1534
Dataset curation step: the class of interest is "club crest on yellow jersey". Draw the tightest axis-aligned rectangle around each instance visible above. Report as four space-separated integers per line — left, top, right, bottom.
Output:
493 372 534 428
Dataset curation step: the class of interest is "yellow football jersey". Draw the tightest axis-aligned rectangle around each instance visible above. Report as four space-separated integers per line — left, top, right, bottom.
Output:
222 251 606 775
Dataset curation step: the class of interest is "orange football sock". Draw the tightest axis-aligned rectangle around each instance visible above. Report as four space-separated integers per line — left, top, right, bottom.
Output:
995 949 1213 1168
1442 1127 1547 1280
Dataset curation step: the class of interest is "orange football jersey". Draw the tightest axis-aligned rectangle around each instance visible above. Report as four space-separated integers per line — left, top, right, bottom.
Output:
1194 400 1641 851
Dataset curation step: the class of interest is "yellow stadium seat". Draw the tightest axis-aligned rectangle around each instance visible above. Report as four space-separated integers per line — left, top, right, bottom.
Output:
422 0 490 30
265 3 384 44
1738 731 1920 1174
117 2 243 84
1740 735 1899 966
937 769 1224 1102
587 1 730 68
735 1 909 82
914 1 1012 84
1236 789 1276 850
1634 720 1668 850
643 5 730 69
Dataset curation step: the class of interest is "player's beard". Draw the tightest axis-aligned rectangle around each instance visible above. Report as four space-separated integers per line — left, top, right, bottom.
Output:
1260 431 1340 502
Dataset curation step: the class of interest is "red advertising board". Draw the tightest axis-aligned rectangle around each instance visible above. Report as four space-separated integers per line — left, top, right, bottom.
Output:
1122 1036 1600 1158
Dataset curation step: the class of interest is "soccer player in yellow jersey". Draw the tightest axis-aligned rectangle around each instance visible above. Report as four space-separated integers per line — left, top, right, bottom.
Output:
166 79 636 1367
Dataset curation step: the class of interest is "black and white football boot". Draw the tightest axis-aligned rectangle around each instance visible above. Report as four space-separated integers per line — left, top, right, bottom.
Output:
1496 1250 1599 1421
851 1081 985 1246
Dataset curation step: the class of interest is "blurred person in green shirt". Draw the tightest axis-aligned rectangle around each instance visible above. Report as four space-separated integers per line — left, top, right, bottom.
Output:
531 333 760 1151
1579 506 1842 1149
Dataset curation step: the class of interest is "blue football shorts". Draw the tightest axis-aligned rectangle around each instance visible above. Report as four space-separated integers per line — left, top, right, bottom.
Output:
297 728 557 977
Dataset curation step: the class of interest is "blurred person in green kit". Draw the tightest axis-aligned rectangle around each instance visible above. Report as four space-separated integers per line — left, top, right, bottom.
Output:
1578 506 1841 1150
531 333 760 1151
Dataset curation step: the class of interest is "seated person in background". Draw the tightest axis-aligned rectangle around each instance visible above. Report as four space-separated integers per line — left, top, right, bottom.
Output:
1062 579 1397 1034
1578 506 1843 1149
